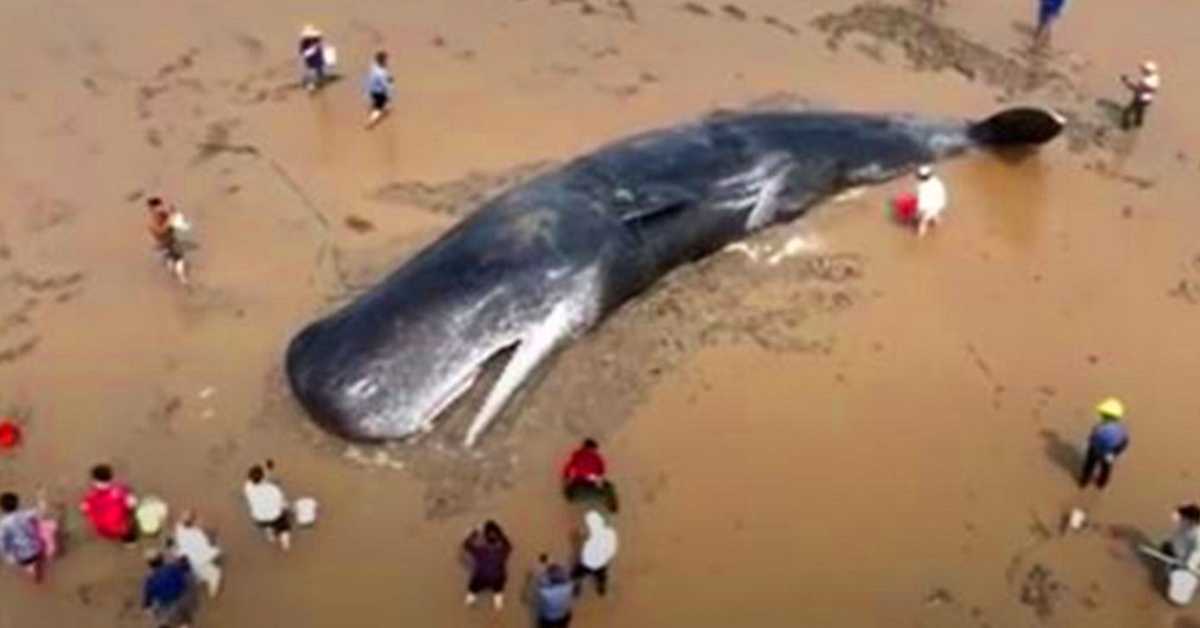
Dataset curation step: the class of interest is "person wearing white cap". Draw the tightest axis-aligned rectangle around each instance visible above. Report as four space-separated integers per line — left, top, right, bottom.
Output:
913 164 946 237
1121 61 1160 130
299 24 328 91
571 510 617 597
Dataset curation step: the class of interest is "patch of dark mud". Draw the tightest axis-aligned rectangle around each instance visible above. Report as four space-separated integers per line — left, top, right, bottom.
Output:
343 215 376 234
812 3 1073 98
680 2 711 17
762 14 800 35
1018 563 1067 620
1168 253 1200 305
192 118 258 163
721 4 748 20
370 161 559 216
548 0 637 22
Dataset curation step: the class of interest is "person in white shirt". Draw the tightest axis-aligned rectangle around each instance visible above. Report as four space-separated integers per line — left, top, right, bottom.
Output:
914 164 947 237
571 510 617 596
172 510 222 597
1121 60 1160 130
242 462 291 551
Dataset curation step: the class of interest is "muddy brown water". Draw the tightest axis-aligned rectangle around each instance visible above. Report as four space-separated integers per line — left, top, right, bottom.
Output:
2 0 1200 626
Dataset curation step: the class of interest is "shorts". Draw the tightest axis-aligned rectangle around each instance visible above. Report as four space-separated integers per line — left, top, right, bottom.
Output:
255 511 292 535
468 574 507 594
370 91 390 111
16 552 42 567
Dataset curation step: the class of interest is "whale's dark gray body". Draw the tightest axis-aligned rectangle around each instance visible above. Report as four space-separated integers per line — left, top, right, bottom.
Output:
286 106 1063 445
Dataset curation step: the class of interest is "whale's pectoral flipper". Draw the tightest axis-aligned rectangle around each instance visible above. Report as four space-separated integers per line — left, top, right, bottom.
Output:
969 107 1066 146
463 303 576 447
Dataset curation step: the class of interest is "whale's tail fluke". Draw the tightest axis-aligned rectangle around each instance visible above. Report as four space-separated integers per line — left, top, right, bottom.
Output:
969 107 1066 147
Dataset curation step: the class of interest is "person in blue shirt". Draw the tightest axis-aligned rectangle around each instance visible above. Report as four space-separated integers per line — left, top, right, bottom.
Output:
142 551 197 628
1080 398 1130 490
365 51 394 129
1034 0 1067 46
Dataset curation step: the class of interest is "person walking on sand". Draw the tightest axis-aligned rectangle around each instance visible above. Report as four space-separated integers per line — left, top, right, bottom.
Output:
80 464 139 545
364 51 394 129
0 492 46 582
172 510 222 598
914 165 946 238
1120 61 1161 130
242 461 292 551
298 25 328 92
572 510 618 597
462 520 512 610
142 550 198 628
146 196 190 286
1034 0 1067 46
1080 398 1130 490
535 559 575 628
561 438 619 512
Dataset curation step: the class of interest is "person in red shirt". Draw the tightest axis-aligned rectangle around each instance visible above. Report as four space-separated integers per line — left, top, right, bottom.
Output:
79 464 139 544
561 439 618 513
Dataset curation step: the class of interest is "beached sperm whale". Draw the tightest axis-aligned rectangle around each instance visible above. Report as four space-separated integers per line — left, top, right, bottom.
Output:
286 106 1063 446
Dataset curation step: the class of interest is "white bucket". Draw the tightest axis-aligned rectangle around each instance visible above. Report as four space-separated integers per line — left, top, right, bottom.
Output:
294 497 318 527
323 46 338 67
1169 569 1198 605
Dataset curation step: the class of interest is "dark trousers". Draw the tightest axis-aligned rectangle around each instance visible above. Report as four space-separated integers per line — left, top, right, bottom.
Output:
1079 444 1115 489
564 480 619 513
1122 98 1149 129
571 563 608 596
539 614 572 628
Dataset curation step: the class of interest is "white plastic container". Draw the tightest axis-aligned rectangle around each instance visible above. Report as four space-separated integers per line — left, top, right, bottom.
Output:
1169 569 1198 605
294 497 318 527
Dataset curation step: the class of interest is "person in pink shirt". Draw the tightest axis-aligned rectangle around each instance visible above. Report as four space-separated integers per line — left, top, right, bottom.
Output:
80 464 139 544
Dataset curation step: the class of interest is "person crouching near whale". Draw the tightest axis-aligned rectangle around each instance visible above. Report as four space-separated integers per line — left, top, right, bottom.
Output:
242 461 292 551
914 165 947 238
561 438 619 513
462 520 513 610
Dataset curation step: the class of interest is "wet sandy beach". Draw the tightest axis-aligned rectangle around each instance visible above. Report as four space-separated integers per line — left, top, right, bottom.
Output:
2 0 1200 626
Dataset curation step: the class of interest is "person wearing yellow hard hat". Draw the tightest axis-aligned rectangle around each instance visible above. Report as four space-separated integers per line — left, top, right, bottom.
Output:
1080 397 1130 489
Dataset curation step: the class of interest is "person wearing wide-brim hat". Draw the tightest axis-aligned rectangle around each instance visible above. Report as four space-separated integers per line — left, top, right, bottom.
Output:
1080 397 1130 490
298 24 327 91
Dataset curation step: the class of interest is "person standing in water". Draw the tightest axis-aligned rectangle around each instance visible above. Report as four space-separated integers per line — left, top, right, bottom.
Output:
914 165 946 238
1080 397 1130 490
1121 61 1161 130
462 520 513 610
146 196 190 286
364 51 394 129
298 25 327 92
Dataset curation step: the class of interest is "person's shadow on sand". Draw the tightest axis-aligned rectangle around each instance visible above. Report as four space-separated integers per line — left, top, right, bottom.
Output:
1038 429 1082 482
1106 524 1165 593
